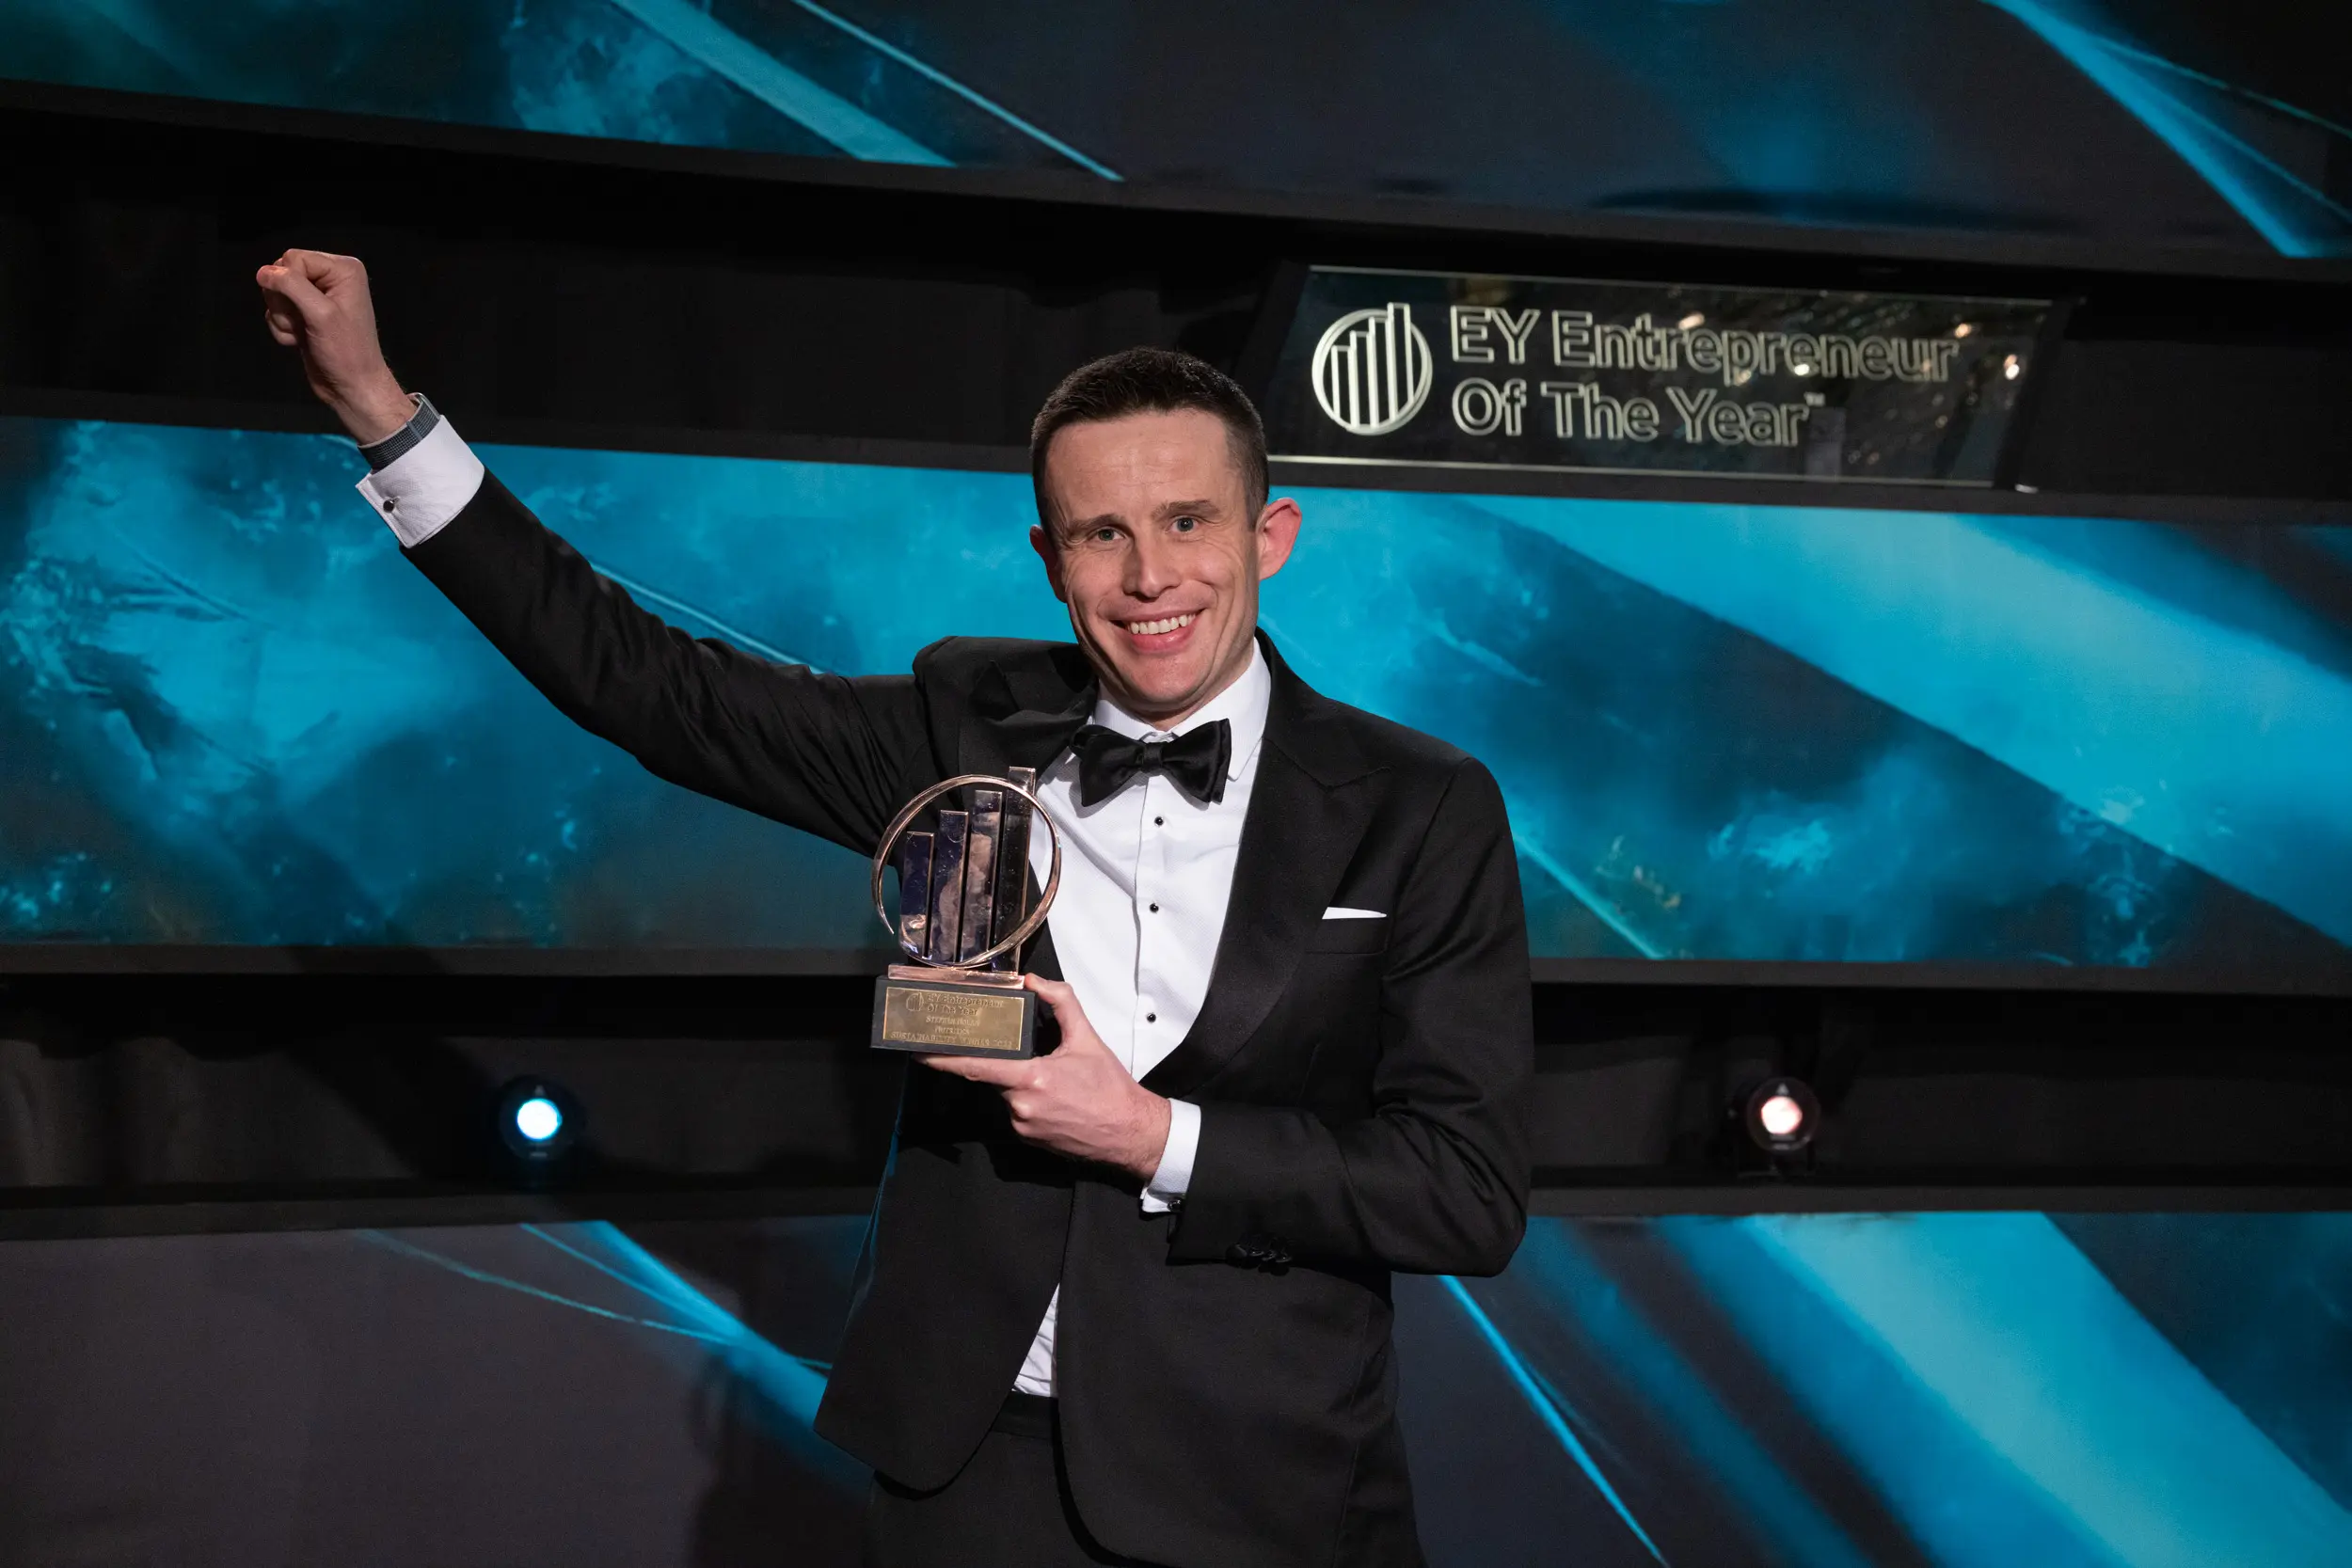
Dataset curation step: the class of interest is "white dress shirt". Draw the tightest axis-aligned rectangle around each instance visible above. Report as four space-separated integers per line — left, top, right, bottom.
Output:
1010 642 1270 1395
357 412 1271 1400
355 411 484 548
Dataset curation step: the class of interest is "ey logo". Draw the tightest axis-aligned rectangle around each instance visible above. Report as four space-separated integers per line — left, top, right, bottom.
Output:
1311 304 1432 436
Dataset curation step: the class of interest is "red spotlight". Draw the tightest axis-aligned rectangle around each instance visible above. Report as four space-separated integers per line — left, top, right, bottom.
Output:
1743 1076 1821 1156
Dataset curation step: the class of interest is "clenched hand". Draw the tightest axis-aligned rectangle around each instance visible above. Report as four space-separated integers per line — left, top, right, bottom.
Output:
924 975 1173 1180
254 248 414 444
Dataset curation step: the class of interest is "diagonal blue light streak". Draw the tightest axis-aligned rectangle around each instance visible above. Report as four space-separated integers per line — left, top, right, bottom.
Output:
1439 1275 1671 1565
585 562 825 670
782 0 1122 180
606 0 950 166
1513 832 1667 959
520 1222 834 1374
2058 43 2352 229
1461 492 2352 948
2111 79 2352 225
559 1223 840 1438
1984 0 2344 255
1506 1226 1890 1568
369 1222 860 1490
355 1228 731 1344
1657 1216 2123 1568
2071 29 2352 145
522 1220 677 1300
103 524 271 629
1519 1355 1638 1474
1743 1212 2352 1567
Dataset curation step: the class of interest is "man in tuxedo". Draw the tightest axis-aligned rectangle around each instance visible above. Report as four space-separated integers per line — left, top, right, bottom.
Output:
258 248 1531 1567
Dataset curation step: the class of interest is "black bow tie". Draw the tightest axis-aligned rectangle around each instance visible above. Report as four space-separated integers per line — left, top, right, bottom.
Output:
1070 721 1232 808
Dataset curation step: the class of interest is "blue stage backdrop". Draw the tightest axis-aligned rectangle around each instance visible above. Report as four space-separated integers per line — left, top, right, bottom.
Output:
3 1210 2348 1565
1 415 2347 977
2 1 2345 256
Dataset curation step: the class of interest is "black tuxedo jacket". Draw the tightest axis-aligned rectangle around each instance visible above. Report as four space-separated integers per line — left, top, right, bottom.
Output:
406 474 1534 1568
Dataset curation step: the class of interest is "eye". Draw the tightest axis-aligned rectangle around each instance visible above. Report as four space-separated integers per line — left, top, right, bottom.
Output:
1090 526 1120 545
1171 515 1200 533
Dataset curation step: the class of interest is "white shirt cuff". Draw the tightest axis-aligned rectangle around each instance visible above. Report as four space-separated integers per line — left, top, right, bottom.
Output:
1141 1099 1200 1214
356 416 485 548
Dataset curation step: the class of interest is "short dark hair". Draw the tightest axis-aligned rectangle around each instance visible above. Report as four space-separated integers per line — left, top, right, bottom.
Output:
1029 348 1269 530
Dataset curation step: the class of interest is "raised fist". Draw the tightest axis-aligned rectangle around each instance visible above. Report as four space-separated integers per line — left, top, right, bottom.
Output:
255 249 415 444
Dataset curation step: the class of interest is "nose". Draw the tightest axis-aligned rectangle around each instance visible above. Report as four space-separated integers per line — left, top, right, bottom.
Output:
1125 526 1182 600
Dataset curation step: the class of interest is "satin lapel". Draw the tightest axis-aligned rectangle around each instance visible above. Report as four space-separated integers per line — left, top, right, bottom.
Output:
1143 641 1379 1099
956 646 1094 986
954 645 1096 783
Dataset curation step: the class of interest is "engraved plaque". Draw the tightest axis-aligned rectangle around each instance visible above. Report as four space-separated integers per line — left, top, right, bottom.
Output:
873 977 1035 1055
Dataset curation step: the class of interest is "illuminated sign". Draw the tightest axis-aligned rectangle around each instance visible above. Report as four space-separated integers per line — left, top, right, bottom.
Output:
1264 267 2050 484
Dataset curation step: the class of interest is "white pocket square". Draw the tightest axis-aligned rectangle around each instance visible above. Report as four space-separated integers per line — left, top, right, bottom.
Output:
1322 907 1387 920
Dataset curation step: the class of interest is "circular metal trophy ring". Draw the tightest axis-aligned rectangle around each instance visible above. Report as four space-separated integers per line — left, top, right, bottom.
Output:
869 772 1062 970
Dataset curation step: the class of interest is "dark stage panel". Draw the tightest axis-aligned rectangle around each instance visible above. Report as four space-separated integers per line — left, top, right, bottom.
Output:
4 1211 2348 1566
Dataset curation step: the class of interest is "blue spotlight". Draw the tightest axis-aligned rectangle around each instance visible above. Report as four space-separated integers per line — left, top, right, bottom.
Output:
516 1096 563 1143
496 1076 580 1164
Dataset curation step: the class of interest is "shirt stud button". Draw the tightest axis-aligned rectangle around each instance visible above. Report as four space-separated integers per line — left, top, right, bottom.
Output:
1147 1012 1157 1023
1154 816 1165 827
1149 903 1159 912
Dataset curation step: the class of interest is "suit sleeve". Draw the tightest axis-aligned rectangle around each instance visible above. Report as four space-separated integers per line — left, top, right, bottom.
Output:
403 470 933 855
1168 758 1534 1276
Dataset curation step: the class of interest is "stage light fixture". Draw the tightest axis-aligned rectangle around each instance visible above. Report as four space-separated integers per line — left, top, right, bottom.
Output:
515 1095 563 1143
496 1076 580 1164
1742 1075 1821 1157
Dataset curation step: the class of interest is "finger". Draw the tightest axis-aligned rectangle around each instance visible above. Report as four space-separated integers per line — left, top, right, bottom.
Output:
1021 974 1106 1051
917 1053 989 1079
918 1053 1031 1086
282 247 362 291
256 261 331 332
255 272 304 345
1022 973 1084 1026
260 297 301 345
272 261 331 311
1023 974 1074 1004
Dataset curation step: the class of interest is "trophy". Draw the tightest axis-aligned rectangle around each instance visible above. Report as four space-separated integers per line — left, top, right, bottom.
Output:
868 767 1061 1058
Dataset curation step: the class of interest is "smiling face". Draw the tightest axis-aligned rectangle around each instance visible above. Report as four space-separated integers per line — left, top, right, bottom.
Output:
1031 408 1300 727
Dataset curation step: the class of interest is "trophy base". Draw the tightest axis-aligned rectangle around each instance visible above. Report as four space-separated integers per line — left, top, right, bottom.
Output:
871 968 1036 1057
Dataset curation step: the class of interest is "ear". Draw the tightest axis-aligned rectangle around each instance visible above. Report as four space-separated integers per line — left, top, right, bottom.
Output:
1251 497 1302 582
1030 523 1070 603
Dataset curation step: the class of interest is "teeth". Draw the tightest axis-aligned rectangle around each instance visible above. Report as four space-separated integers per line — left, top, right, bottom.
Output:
1125 613 1196 637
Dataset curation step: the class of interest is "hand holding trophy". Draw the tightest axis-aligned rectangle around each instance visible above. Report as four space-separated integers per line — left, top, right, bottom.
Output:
869 768 1060 1058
